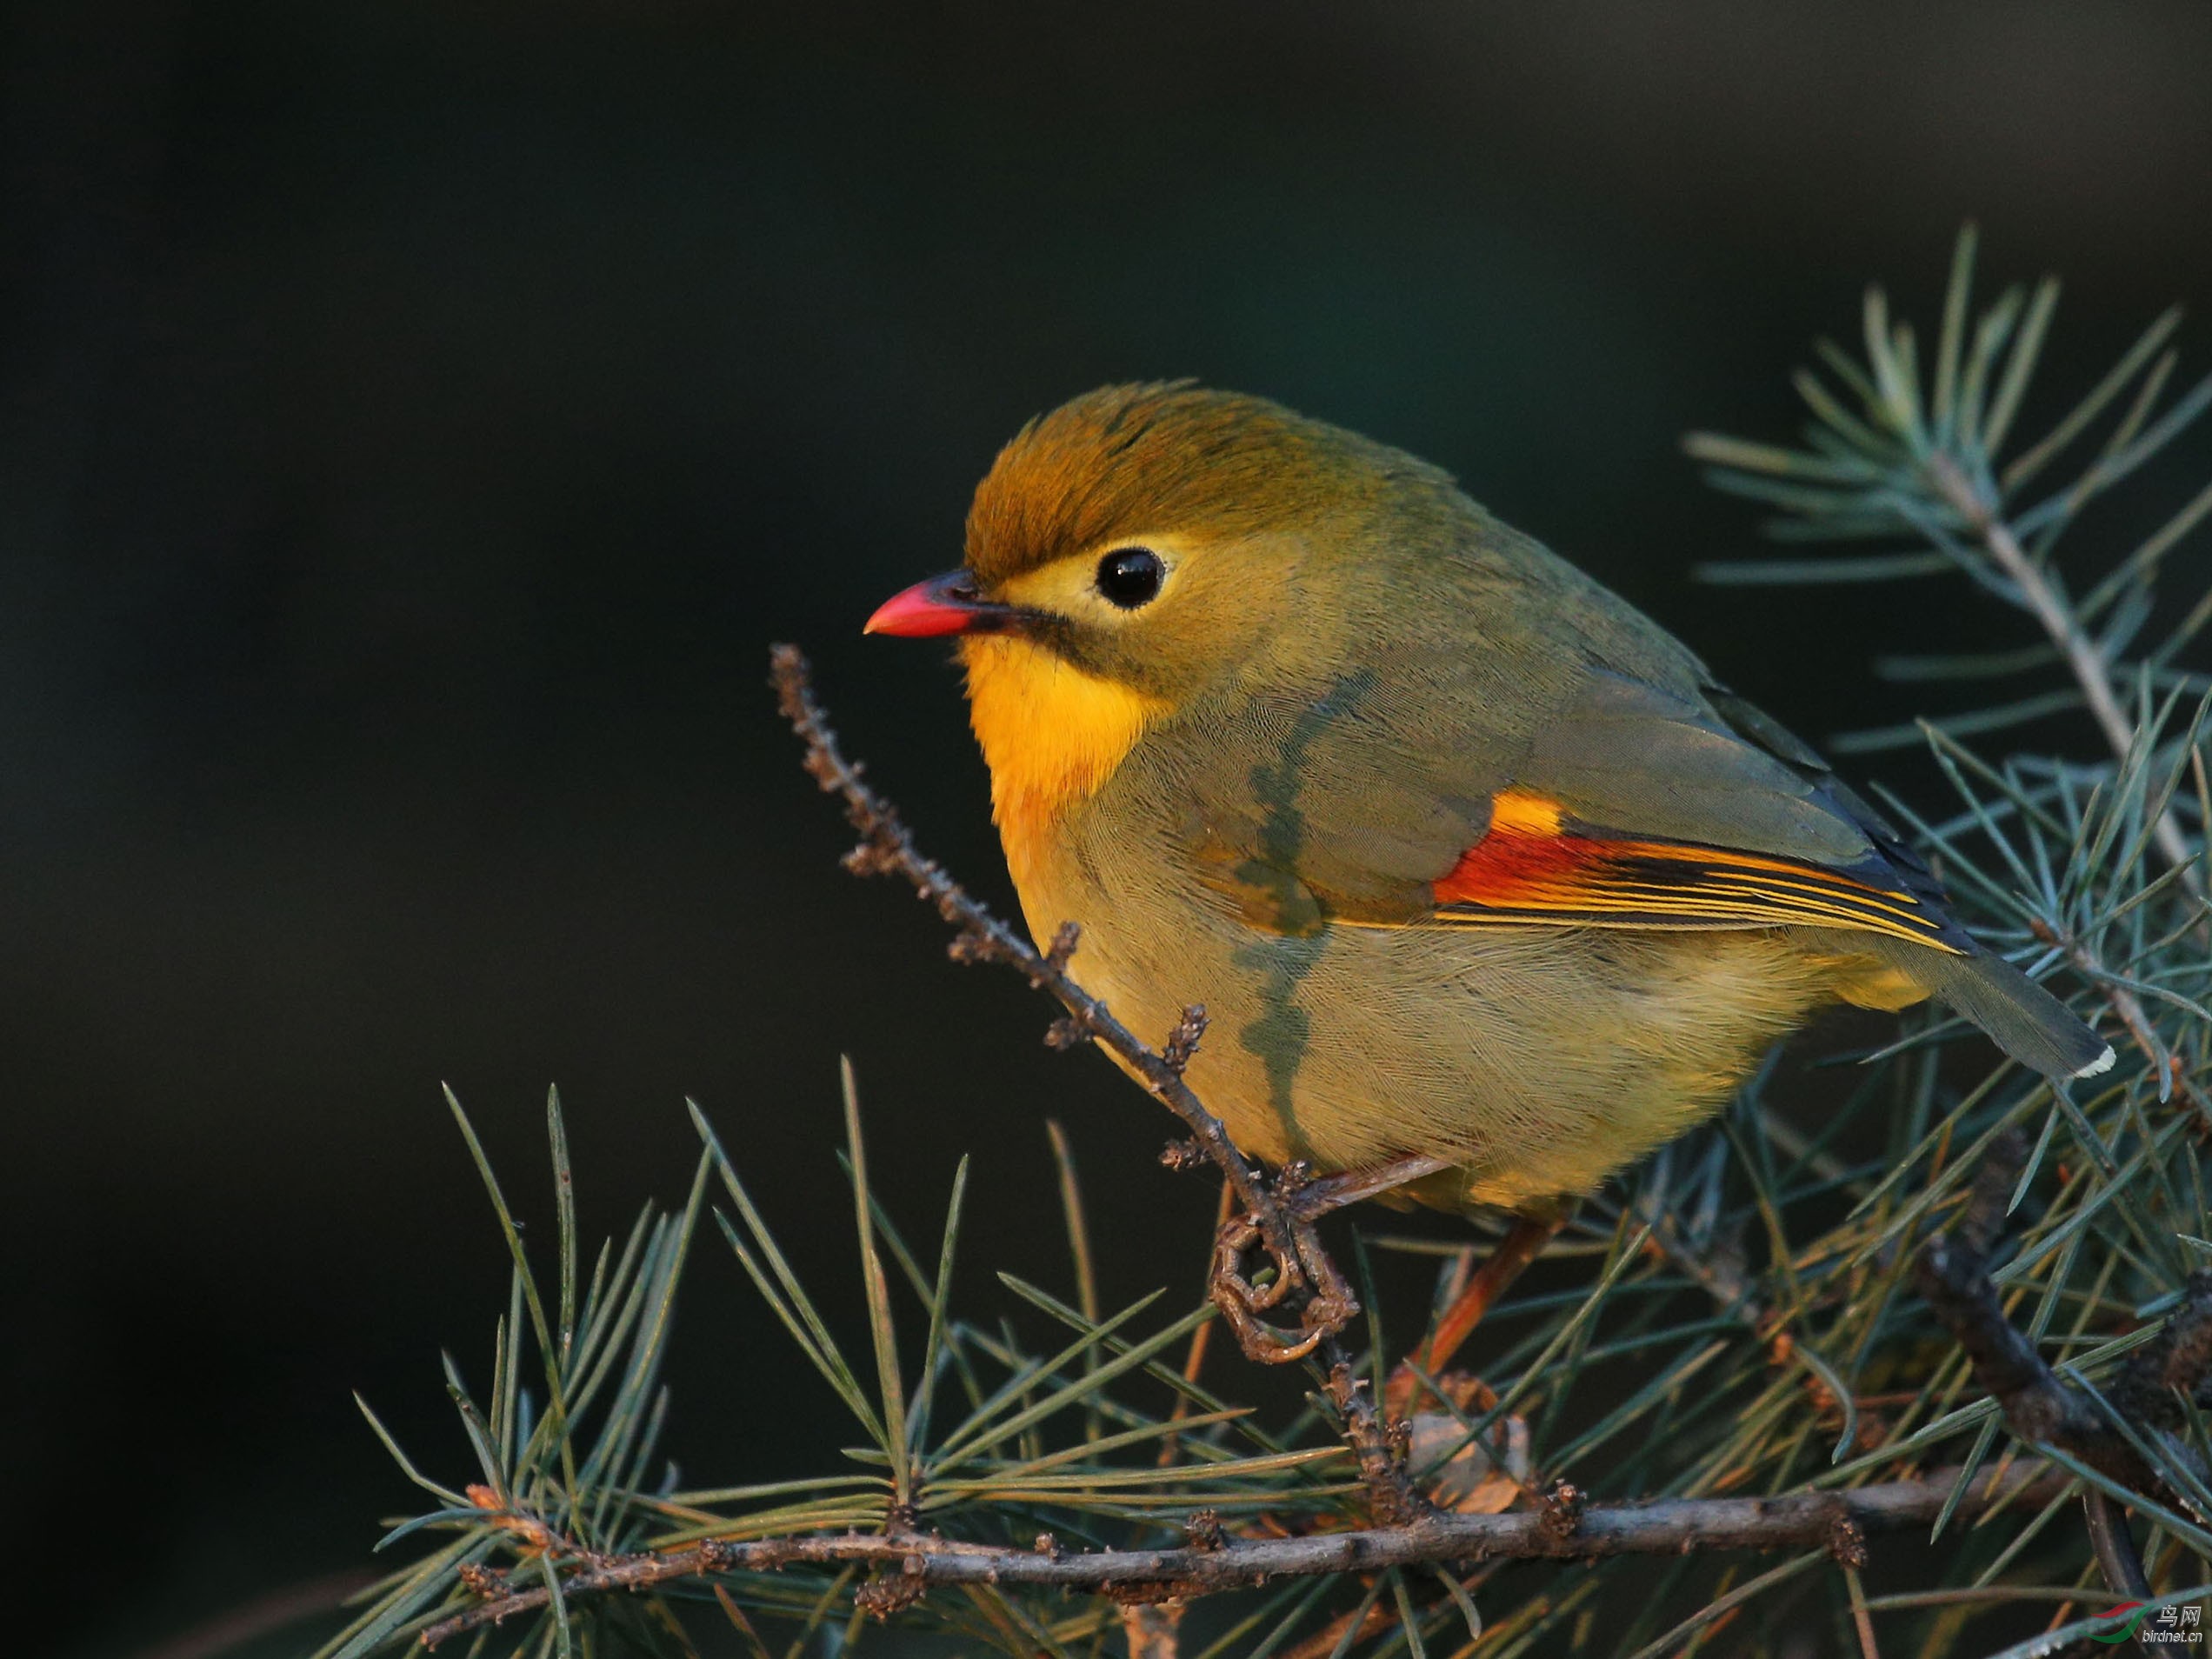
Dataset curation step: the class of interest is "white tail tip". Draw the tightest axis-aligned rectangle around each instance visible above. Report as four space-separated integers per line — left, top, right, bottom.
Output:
2071 1043 2118 1080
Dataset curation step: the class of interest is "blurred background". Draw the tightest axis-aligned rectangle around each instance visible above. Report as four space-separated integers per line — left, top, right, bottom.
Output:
6 3 2212 1653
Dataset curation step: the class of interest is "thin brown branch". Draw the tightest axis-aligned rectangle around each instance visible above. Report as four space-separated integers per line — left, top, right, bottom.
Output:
1928 455 2201 891
416 1462 2069 1647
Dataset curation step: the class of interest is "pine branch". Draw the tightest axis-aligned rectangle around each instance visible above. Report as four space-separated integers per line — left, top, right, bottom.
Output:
1926 454 2202 889
1687 225 2212 899
416 1461 2069 1648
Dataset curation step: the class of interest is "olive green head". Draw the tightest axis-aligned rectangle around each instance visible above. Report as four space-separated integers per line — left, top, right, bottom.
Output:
869 383 1462 702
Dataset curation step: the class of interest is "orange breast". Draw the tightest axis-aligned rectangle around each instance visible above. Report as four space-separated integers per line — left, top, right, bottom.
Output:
957 636 1166 888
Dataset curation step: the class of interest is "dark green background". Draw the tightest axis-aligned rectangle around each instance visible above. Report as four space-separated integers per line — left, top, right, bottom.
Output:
7 3 2212 1654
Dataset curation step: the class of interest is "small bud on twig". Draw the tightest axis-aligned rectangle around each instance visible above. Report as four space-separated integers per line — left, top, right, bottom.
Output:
1825 1514 1868 1570
854 1567 927 1620
1163 1005 1208 1075
1540 1480 1585 1541
1160 1138 1209 1173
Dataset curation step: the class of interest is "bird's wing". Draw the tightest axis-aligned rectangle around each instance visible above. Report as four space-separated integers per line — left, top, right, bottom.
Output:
1417 667 1968 951
1172 568 1967 954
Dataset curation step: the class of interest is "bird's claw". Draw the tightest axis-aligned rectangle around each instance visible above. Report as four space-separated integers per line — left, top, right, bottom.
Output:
1209 1213 1330 1363
1207 1153 1454 1364
1208 1168 1365 1363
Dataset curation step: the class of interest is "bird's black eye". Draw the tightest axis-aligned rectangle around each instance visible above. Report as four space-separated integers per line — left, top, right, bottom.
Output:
1095 547 1165 610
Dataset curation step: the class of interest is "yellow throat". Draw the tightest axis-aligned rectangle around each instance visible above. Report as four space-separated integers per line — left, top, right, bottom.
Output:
958 635 1164 888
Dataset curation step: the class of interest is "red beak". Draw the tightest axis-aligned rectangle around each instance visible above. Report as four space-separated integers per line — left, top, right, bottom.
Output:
863 570 1017 638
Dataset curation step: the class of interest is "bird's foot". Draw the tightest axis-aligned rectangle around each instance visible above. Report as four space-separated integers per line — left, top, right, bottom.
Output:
1208 1191 1338 1363
1208 1154 1453 1364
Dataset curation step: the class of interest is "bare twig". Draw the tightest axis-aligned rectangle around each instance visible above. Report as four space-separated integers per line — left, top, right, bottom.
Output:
417 1462 2072 1645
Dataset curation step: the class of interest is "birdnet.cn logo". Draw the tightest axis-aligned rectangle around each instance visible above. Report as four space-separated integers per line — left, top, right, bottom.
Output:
2096 1602 2205 1644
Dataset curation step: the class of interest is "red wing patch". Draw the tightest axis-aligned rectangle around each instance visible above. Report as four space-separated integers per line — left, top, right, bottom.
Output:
1430 790 1963 951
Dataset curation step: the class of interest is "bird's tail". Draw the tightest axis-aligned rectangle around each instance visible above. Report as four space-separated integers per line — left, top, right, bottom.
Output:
1862 936 2115 1081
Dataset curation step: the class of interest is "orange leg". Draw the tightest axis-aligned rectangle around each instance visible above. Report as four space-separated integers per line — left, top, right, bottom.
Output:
1392 1212 1567 1409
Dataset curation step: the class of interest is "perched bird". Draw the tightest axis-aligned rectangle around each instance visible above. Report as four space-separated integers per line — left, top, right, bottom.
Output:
867 383 2112 1223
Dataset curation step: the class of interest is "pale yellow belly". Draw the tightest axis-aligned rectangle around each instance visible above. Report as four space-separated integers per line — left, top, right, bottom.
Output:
1014 836 1849 1211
